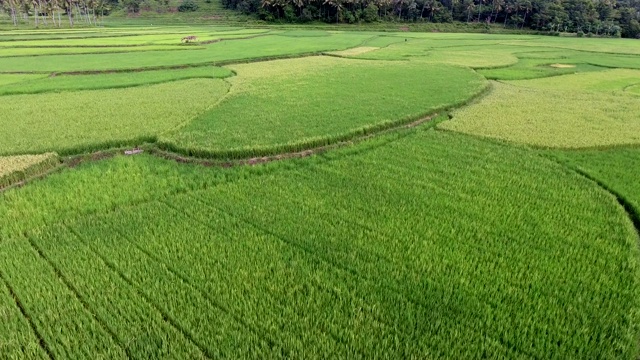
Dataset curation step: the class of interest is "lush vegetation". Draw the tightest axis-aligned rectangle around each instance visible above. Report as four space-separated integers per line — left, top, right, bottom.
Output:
162 56 487 158
0 74 47 86
440 80 640 148
1 130 638 358
0 33 372 73
3 0 640 38
0 27 639 359
505 68 640 93
548 147 640 217
0 79 229 155
0 45 198 57
0 66 232 95
346 39 521 67
221 0 640 38
0 28 268 46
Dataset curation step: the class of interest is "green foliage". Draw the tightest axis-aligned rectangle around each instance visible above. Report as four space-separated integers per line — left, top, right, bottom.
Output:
178 0 199 12
506 68 640 94
0 33 373 73
220 0 640 38
1 28 640 359
547 147 640 215
479 49 640 80
440 81 640 148
498 37 640 55
0 279 49 358
122 0 142 13
0 29 269 47
0 79 230 155
161 57 487 158
0 66 233 96
628 84 640 95
350 40 535 68
478 58 604 80
0 74 47 86
0 45 202 57
1 131 638 358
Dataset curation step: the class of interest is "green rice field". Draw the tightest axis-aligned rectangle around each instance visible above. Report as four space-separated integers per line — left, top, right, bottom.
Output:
0 26 639 359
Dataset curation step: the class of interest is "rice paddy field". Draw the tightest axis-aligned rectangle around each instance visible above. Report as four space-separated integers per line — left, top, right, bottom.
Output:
0 26 639 359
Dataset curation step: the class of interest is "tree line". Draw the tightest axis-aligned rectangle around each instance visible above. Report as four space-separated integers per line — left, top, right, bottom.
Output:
223 0 640 37
2 0 638 38
0 0 111 26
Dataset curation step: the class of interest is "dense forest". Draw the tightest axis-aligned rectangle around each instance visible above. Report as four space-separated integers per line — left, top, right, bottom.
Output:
1 0 639 37
225 0 640 37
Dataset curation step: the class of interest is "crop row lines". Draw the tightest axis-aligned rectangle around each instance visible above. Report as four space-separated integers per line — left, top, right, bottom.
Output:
560 164 640 238
0 50 329 76
0 47 194 59
201 161 573 357
155 195 397 355
157 198 353 357
96 208 286 357
185 191 525 357
62 222 215 359
24 233 131 358
308 152 589 264
71 213 285 358
0 266 54 359
258 171 539 357
27 221 209 357
0 237 124 358
196 182 504 312
172 194 420 356
158 80 490 161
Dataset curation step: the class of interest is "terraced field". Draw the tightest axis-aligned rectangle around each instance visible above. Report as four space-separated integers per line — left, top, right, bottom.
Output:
0 26 639 359
440 80 640 148
161 57 486 158
0 153 58 188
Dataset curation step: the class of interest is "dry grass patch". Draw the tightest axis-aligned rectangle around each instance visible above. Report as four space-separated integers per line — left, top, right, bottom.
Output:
0 153 58 188
329 46 380 56
549 63 576 68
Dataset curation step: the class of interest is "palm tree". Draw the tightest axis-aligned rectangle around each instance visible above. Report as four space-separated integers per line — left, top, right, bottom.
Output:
323 0 344 22
65 0 74 26
503 1 510 25
450 0 458 19
491 0 504 22
32 0 39 26
464 0 474 22
291 0 303 15
393 0 404 19
1 0 19 25
477 0 484 21
1 0 13 25
520 0 531 28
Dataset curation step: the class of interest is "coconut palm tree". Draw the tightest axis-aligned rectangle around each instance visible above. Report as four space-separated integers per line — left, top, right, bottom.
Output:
464 0 475 22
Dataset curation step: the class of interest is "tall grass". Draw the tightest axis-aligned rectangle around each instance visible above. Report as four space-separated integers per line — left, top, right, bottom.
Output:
162 56 487 158
0 130 637 358
0 33 373 73
0 66 232 96
0 79 229 155
440 81 640 148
